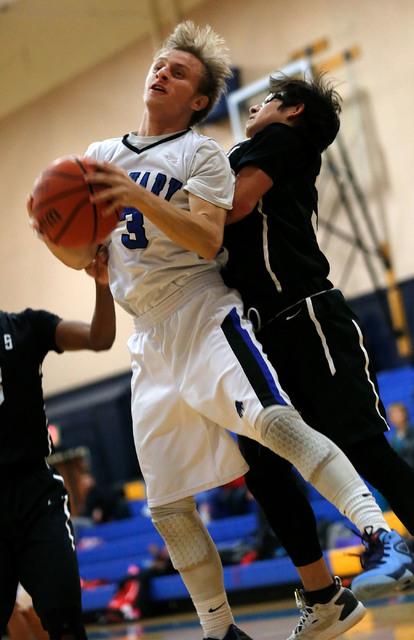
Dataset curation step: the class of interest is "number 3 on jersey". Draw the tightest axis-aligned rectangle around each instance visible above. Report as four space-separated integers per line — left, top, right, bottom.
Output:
121 207 148 249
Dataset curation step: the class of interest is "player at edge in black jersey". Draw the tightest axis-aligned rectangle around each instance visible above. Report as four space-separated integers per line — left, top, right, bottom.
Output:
0 246 115 640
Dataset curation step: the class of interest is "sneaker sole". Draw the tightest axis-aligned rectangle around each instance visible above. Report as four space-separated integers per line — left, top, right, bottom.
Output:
319 601 366 640
352 570 414 600
288 601 366 640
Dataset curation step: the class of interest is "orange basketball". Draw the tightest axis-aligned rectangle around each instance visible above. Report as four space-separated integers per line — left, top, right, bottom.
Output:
30 155 121 247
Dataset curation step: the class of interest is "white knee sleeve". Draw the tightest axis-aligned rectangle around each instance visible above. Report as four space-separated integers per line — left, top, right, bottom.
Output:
150 496 213 572
150 495 233 636
257 405 332 482
257 405 388 533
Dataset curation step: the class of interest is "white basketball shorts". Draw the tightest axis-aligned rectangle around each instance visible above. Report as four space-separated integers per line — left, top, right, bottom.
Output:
127 274 291 507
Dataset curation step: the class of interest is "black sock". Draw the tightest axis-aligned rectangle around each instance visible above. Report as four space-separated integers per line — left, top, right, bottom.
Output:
305 580 339 605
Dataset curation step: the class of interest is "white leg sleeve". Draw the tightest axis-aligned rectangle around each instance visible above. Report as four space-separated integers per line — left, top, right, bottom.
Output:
257 405 389 533
150 496 234 638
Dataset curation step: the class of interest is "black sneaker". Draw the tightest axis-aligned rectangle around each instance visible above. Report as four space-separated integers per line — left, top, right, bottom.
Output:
204 624 253 639
287 576 366 639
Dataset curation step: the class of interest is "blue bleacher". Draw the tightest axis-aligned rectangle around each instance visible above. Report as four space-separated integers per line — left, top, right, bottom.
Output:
79 507 346 612
80 366 414 614
78 531 164 565
81 584 118 612
150 556 303 601
377 365 414 425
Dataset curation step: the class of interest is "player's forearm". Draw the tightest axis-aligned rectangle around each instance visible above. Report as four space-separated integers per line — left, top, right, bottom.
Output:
89 280 116 351
54 280 115 352
86 163 225 260
225 186 257 225
135 189 225 260
226 166 273 225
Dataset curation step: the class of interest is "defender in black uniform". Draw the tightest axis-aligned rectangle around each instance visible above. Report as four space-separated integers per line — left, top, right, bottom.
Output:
0 248 115 639
223 75 414 638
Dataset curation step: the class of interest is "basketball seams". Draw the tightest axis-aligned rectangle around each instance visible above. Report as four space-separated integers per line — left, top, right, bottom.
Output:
53 197 96 245
75 157 99 243
76 156 121 223
32 185 90 213
42 170 86 181
34 159 99 245
31 155 120 247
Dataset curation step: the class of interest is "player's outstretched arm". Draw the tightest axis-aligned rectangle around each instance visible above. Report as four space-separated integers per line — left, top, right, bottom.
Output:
55 246 116 352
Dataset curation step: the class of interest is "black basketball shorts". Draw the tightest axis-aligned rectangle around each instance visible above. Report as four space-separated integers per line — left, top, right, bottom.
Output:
258 288 389 448
0 462 83 628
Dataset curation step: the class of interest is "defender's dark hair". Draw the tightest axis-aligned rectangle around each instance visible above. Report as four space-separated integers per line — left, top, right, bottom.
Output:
269 73 342 152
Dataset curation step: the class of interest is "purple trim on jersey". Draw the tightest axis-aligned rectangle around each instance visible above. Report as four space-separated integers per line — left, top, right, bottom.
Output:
227 307 287 406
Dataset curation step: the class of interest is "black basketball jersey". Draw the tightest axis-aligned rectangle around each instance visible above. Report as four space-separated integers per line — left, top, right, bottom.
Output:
223 123 333 323
0 309 62 467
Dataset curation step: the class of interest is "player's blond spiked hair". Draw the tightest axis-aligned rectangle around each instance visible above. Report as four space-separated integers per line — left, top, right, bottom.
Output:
156 21 232 126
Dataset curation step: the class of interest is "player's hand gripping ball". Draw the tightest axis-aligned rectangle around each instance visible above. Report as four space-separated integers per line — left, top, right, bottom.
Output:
29 156 121 247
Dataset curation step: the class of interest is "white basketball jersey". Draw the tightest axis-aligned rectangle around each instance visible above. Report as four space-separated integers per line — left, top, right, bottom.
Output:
85 129 234 317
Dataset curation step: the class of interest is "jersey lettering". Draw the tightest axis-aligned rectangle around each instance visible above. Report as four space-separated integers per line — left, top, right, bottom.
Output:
151 173 167 196
4 334 12 350
120 172 183 250
165 177 182 202
139 172 150 188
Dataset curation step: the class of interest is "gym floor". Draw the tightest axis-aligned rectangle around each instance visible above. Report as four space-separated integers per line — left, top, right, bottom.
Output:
85 590 414 639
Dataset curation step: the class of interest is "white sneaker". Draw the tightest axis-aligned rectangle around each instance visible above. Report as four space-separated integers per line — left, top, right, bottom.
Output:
287 576 366 639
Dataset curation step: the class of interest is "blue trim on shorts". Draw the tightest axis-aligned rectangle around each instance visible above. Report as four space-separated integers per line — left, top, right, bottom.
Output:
222 307 287 407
